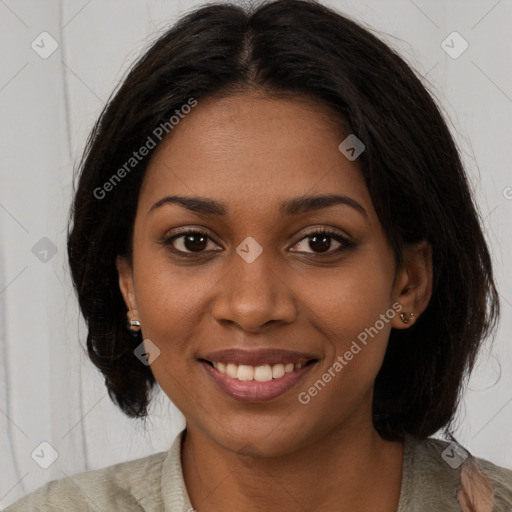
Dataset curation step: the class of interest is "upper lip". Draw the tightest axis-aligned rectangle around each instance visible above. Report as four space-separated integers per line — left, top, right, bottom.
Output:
200 348 319 366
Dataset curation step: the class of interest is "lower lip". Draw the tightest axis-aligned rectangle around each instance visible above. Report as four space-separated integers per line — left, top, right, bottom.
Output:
200 361 316 402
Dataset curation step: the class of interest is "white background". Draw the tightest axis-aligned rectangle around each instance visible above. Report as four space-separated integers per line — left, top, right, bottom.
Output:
1 0 511 508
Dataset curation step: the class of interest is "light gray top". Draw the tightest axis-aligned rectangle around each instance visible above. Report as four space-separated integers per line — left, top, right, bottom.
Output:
4 429 512 511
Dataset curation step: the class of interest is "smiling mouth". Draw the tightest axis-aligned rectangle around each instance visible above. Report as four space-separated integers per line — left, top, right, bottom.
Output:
200 359 318 382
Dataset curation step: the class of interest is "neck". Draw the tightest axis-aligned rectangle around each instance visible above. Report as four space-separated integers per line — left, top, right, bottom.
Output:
181 420 404 512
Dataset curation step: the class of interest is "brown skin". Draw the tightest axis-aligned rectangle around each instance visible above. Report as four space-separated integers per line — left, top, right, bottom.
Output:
116 91 433 512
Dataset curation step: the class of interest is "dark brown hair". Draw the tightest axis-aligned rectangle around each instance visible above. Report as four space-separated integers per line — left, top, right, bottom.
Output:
67 0 499 440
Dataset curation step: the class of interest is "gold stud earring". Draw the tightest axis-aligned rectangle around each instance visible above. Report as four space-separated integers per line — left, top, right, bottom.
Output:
400 312 415 325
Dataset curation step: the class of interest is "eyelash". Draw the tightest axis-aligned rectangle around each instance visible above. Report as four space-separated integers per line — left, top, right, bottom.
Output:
159 227 354 259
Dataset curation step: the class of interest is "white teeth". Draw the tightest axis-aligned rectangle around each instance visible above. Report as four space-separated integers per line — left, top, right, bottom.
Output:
210 361 309 380
237 365 254 381
226 363 238 378
272 363 285 379
254 365 273 382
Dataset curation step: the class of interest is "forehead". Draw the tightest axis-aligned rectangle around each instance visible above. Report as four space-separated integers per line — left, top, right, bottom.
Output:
138 92 371 217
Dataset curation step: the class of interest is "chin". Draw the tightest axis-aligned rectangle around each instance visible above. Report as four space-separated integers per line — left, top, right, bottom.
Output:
201 414 321 459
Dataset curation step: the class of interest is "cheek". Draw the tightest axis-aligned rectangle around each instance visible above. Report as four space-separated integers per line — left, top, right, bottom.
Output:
133 246 212 329
131 255 207 370
311 294 393 383
303 250 395 378
297 281 395 423
132 263 204 408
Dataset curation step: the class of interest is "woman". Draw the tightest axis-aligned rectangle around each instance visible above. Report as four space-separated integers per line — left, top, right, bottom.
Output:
5 0 511 511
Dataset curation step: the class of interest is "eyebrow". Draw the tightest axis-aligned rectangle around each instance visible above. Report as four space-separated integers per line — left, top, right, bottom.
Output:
148 194 367 217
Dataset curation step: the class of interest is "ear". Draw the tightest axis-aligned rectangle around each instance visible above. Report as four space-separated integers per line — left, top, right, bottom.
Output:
391 240 433 330
115 255 139 319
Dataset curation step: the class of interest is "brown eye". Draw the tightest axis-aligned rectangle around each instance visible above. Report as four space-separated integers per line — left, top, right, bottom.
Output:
290 229 353 255
163 230 220 255
307 233 334 253
181 232 208 252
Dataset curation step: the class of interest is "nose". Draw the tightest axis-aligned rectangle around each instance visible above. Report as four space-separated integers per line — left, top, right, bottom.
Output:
211 247 297 332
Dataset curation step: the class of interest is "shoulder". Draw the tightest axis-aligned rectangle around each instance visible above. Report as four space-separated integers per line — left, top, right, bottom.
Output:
472 454 512 510
400 435 512 511
3 450 168 512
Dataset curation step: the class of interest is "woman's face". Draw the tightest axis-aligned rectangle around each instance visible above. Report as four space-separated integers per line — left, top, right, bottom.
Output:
117 92 422 456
